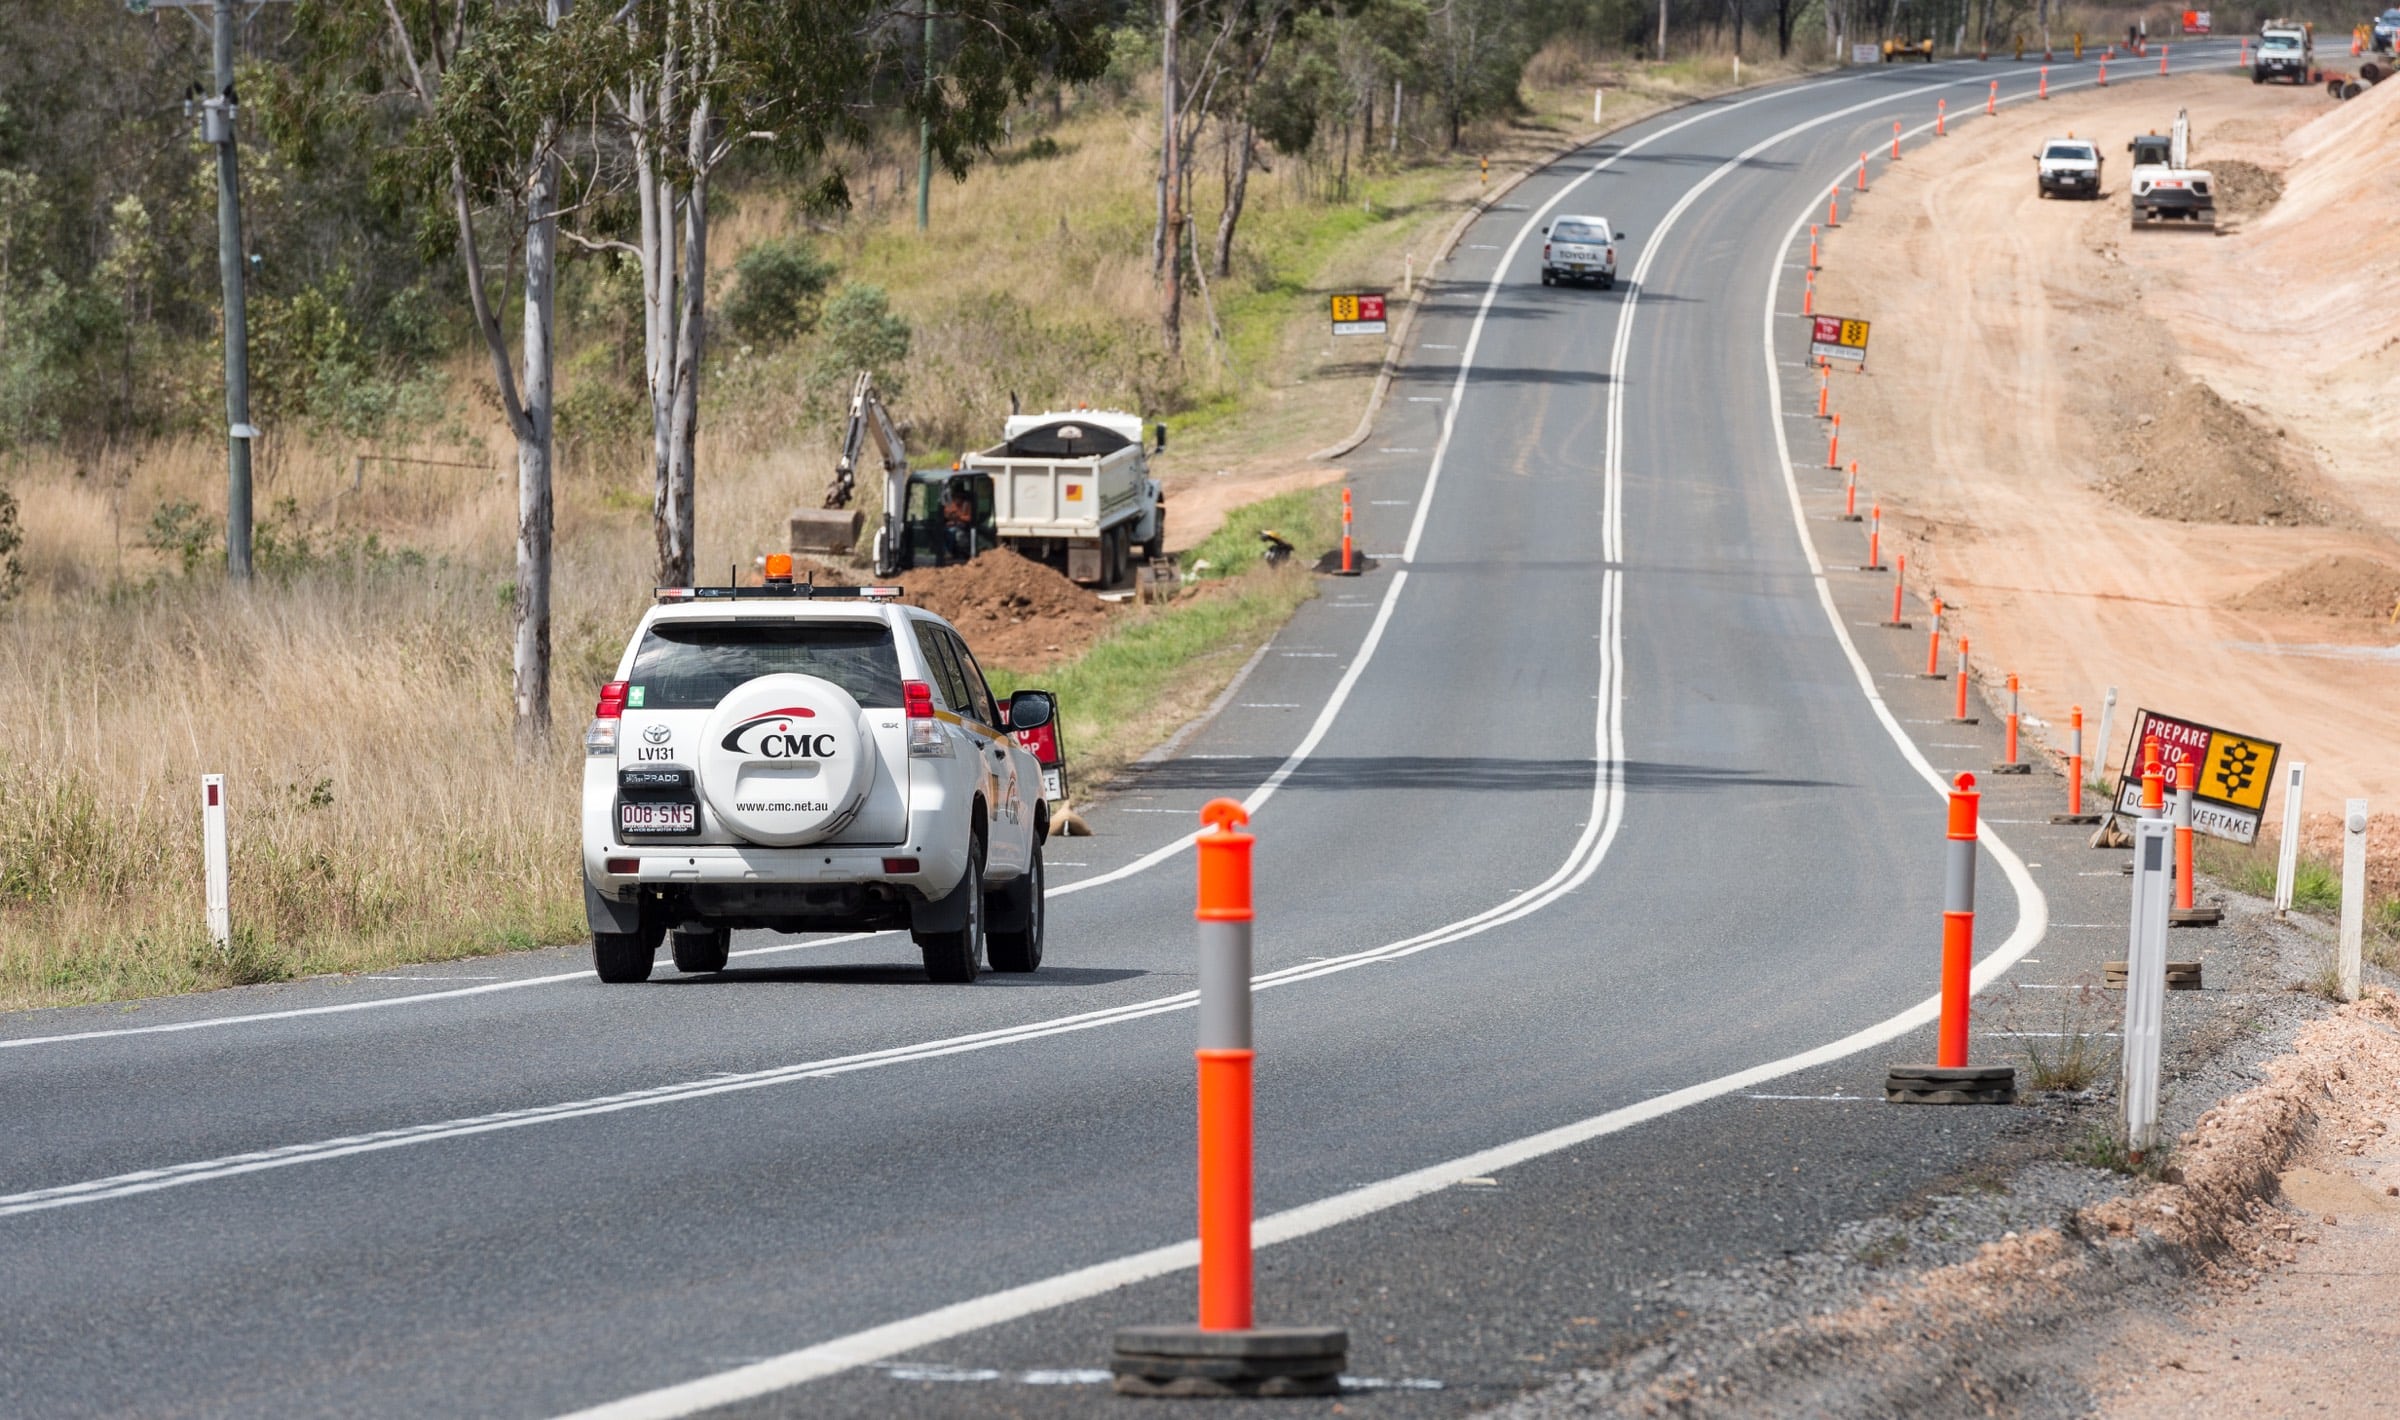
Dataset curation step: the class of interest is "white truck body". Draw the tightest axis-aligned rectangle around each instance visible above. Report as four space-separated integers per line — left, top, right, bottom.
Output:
960 409 1164 583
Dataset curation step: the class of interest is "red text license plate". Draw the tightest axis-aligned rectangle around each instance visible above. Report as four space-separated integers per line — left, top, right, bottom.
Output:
620 802 696 834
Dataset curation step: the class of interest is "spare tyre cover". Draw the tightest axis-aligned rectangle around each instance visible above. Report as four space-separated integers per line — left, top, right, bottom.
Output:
698 674 874 846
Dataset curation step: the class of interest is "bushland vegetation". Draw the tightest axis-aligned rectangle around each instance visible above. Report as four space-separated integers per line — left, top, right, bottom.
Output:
3 0 1838 1007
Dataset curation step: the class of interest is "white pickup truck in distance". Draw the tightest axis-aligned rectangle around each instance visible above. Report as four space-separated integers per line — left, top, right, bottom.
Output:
2036 139 2103 198
581 575 1054 985
2253 25 2312 82
1540 215 1628 289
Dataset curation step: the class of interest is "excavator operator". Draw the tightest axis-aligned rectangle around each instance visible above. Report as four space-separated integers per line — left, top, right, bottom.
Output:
940 480 979 563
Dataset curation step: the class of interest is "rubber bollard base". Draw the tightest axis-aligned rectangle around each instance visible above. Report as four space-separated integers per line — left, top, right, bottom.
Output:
1917 672 1949 681
1112 1325 1347 1398
1838 513 1864 522
1883 619 1914 629
1859 562 1889 572
1950 715 1982 725
2103 960 2204 989
1885 1063 2016 1105
1990 762 2033 775
2051 812 2105 825
2169 906 2224 928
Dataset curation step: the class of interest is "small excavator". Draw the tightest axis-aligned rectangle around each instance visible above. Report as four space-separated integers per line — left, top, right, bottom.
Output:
789 371 999 571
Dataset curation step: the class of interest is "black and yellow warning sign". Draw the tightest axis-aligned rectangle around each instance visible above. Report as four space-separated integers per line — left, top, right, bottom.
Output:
2113 708 2282 844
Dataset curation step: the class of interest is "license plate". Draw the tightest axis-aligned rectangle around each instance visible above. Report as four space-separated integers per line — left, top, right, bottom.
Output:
1041 768 1063 800
620 801 696 835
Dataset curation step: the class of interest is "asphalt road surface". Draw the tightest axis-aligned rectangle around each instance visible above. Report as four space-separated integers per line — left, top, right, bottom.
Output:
0 44 2236 1419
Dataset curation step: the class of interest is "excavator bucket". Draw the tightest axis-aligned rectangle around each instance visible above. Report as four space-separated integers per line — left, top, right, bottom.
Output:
789 508 863 557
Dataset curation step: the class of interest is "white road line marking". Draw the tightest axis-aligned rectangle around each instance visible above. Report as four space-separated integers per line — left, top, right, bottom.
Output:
1375 447 1424 452
1743 1093 1872 1101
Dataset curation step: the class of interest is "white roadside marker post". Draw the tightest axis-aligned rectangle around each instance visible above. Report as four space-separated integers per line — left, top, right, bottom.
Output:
202 774 231 951
2121 817 2173 1160
1593 87 1604 123
2339 800 2368 1003
2273 762 2308 917
2093 687 2119 794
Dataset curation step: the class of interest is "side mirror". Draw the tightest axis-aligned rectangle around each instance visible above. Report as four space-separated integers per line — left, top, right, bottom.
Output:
1006 690 1056 732
1153 423 1168 453
1541 225 1550 237
1617 231 1633 241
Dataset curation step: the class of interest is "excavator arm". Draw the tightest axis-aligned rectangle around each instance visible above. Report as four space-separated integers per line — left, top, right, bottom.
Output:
791 370 908 558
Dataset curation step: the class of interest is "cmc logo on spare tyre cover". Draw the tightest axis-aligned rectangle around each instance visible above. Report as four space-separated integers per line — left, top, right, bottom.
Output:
698 674 873 846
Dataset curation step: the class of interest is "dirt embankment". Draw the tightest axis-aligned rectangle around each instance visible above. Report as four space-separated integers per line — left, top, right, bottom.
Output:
1814 71 2400 821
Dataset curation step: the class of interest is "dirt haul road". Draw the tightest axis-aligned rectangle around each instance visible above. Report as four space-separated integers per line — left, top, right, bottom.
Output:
1814 71 2400 831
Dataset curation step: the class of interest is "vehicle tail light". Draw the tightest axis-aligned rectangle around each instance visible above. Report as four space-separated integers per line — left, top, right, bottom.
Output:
605 857 640 876
1013 720 1062 768
905 679 949 756
1542 242 1551 261
882 857 921 875
587 680 629 755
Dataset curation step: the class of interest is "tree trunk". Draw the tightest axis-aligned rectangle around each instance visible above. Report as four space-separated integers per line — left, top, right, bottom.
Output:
1657 0 1669 61
1391 78 1401 152
1778 0 1791 54
514 147 557 755
1361 83 1373 154
1213 118 1251 277
1160 0 1182 357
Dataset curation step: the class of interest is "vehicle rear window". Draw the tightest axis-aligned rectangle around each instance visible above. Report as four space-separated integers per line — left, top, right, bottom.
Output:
1551 222 1606 243
2046 145 2094 160
627 621 903 709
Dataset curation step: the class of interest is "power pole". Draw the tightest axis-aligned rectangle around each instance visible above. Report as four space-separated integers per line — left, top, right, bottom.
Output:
1656 0 1669 62
916 4 934 231
1160 0 1182 355
128 0 275 578
209 0 254 581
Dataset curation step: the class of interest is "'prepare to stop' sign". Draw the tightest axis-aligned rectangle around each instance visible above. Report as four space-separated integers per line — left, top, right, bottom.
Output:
1330 293 1388 336
1809 314 1870 362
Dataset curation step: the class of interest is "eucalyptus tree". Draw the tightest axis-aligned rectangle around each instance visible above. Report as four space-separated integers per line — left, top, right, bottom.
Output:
578 0 1110 586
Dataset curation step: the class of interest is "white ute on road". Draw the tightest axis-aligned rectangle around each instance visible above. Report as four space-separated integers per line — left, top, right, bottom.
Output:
1540 214 1628 289
581 565 1054 985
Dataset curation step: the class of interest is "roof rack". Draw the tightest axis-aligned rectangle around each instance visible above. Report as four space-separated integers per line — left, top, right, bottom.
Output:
655 585 904 603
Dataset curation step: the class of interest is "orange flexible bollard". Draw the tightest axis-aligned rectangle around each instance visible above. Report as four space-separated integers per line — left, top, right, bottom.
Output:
1937 99 1947 136
1937 773 1980 1068
1865 499 1883 569
1925 596 1944 677
1892 120 1903 160
2069 706 2086 816
2174 760 2198 911
1988 80 1998 115
1818 359 1831 419
1338 488 1356 575
1193 799 1256 1332
1842 459 1857 517
1809 224 1821 270
1826 412 1840 469
1953 638 1973 720
1828 191 1840 228
1993 672 2029 773
1857 151 1869 192
2160 43 2169 75
1886 553 1909 627
2039 66 2049 99
1804 269 1815 317
2099 55 2108 85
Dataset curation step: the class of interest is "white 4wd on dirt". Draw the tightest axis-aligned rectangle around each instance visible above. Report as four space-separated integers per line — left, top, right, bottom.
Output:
581 580 1054 985
2035 139 2102 199
1540 214 1628 289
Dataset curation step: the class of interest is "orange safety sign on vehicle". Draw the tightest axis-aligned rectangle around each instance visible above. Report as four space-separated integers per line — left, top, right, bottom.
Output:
2113 708 2280 843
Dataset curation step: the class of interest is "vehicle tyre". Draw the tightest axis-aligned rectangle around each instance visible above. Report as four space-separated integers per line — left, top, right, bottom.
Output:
1541 270 1554 286
916 842 986 983
671 927 730 974
986 844 1045 973
1143 510 1166 562
1601 273 1615 290
593 930 658 984
2251 68 2263 82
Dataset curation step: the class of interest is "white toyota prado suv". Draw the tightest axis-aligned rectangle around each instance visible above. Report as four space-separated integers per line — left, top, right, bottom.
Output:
581 572 1055 985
